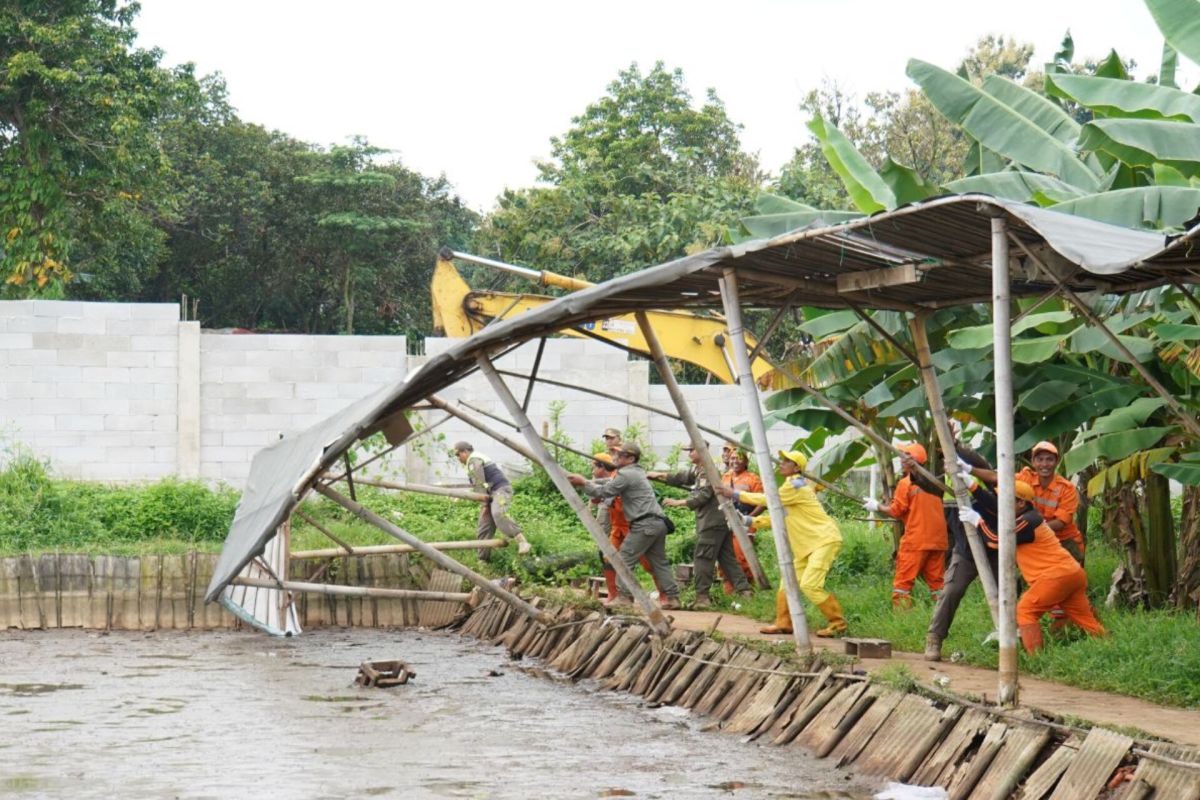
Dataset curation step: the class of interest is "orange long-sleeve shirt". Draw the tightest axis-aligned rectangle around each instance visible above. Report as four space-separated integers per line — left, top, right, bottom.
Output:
1015 468 1082 550
888 476 948 551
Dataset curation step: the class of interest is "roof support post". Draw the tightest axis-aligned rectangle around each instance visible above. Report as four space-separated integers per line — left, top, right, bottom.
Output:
908 313 1001 632
634 311 771 589
718 270 812 654
992 214 1020 707
474 354 674 638
1011 235 1200 441
313 483 552 625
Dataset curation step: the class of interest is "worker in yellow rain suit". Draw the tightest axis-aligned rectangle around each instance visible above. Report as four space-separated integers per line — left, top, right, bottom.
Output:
717 450 847 637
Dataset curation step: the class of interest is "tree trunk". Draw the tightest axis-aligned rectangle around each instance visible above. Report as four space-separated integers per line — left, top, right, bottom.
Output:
1103 485 1148 609
1174 485 1200 610
1143 472 1176 608
342 262 355 335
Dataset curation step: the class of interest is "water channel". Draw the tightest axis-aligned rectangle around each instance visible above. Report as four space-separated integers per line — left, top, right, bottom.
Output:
0 628 882 799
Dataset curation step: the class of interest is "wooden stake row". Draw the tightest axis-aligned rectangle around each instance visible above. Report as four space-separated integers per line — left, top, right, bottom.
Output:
456 597 1200 799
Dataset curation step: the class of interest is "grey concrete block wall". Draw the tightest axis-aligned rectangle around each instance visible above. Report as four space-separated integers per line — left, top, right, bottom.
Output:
1 302 807 488
0 300 179 481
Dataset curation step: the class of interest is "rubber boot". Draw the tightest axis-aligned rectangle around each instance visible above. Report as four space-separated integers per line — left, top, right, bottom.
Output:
815 594 848 637
759 589 793 634
603 567 619 603
923 633 942 662
1019 623 1043 654
515 533 531 555
693 593 711 609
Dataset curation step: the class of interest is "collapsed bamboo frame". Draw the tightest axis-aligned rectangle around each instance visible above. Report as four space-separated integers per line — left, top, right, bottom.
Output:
232 576 471 603
291 539 506 560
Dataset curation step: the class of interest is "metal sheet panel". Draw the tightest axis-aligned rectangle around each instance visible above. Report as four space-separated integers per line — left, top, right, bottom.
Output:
854 693 945 778
1048 726 1133 800
1128 742 1200 800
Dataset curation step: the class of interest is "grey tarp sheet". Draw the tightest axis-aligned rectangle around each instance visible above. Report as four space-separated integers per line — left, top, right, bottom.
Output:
206 195 1200 604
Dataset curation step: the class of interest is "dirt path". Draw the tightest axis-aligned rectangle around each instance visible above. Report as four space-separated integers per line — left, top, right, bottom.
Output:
667 609 1200 748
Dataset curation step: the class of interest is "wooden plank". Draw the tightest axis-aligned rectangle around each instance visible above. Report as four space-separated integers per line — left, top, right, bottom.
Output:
855 693 948 779
1048 727 1133 800
832 688 905 767
1127 742 1200 800
947 722 1009 800
723 673 796 735
910 707 991 788
760 669 833 742
793 681 870 751
1019 736 1081 800
971 723 1053 800
838 262 919 294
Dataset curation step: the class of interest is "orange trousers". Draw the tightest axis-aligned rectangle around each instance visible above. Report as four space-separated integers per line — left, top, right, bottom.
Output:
1018 569 1104 634
892 548 945 607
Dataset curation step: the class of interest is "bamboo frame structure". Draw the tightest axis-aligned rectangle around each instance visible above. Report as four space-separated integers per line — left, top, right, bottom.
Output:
475 354 673 637
349 478 488 502
314 483 550 625
291 539 506 560
719 270 811 652
635 310 770 588
232 576 472 603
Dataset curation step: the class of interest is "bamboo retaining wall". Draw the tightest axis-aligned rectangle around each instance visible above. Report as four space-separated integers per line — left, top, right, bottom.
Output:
0 552 461 631
456 597 1200 800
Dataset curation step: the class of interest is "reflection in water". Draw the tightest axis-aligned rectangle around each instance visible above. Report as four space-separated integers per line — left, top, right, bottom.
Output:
0 628 880 799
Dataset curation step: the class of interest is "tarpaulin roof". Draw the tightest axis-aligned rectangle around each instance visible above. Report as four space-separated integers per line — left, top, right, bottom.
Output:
206 194 1200 605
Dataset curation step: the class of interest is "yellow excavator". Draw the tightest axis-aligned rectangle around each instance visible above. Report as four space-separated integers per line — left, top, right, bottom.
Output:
432 249 776 385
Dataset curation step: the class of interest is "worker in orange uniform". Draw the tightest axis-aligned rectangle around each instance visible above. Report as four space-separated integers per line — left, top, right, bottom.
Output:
964 441 1083 563
721 449 762 591
717 450 847 637
590 452 663 604
862 443 947 609
958 480 1105 653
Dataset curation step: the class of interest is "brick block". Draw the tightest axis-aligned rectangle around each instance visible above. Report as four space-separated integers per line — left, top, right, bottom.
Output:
128 367 175 384
107 318 177 336
56 317 108 335
38 398 82 416
243 382 293 399
267 366 317 383
127 304 179 320
222 429 276 447
216 366 263 383
60 414 104 432
129 397 171 415
153 383 177 401
131 334 176 352
19 415 56 431
31 300 94 318
105 446 155 463
104 414 153 431
152 350 178 368
295 383 339 399
0 332 33 349
107 351 153 368
201 349 247 368
55 349 110 367
5 314 57 333
221 397 270 415
55 382 103 399
81 366 131 384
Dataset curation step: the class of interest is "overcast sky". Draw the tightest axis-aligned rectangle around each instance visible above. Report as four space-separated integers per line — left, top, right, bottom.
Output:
134 0 1191 211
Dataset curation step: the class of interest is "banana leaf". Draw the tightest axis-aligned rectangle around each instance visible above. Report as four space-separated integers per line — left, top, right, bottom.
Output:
943 171 1086 204
808 114 895 213
1046 74 1200 123
753 193 817 214
1069 325 1157 362
800 309 860 339
907 59 1101 191
982 75 1083 143
962 139 1008 176
947 311 1077 349
1018 380 1081 412
1087 397 1169 435
802 318 905 386
1049 185 1200 229
1013 384 1144 451
808 434 871 484
1154 163 1192 186
1088 446 1178 496
736 210 863 241
1161 42 1179 90
1093 49 1130 80
1145 0 1200 68
1153 322 1200 341
879 157 938 205
1151 460 1200 485
1080 118 1200 175
1063 426 1174 475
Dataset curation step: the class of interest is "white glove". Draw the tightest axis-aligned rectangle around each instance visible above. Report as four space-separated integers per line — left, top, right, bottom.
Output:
789 477 807 489
959 507 982 528
955 456 974 480
740 514 754 529
862 497 880 513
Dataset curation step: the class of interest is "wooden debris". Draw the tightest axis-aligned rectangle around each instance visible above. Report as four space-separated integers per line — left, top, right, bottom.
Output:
355 659 416 688
1047 726 1134 800
843 637 892 659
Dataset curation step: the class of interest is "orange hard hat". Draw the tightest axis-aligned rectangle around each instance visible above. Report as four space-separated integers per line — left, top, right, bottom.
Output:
898 443 928 465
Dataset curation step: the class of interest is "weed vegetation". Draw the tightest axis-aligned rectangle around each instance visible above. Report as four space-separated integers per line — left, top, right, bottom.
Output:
3 449 1198 709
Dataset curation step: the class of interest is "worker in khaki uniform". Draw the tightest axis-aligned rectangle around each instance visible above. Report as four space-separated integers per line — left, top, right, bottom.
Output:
568 443 681 610
863 443 948 609
454 442 531 560
591 452 663 604
650 442 752 608
721 450 761 591
717 450 847 637
959 480 1106 653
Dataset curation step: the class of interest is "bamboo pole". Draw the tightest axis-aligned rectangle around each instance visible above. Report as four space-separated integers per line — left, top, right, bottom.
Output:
348 478 488 502
718 270 811 653
457 399 601 465
294 510 354 554
231 576 471 603
634 310 770 588
323 412 455 484
908 313 1000 627
292 540 506 560
1010 234 1200 441
992 215 1019 706
313 484 551 625
475 354 673 637
426 395 543 462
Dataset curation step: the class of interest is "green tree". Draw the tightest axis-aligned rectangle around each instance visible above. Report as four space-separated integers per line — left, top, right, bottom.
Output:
478 62 761 283
0 0 185 293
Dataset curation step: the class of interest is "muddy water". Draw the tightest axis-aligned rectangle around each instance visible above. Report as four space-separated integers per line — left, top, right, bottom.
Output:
0 629 880 799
